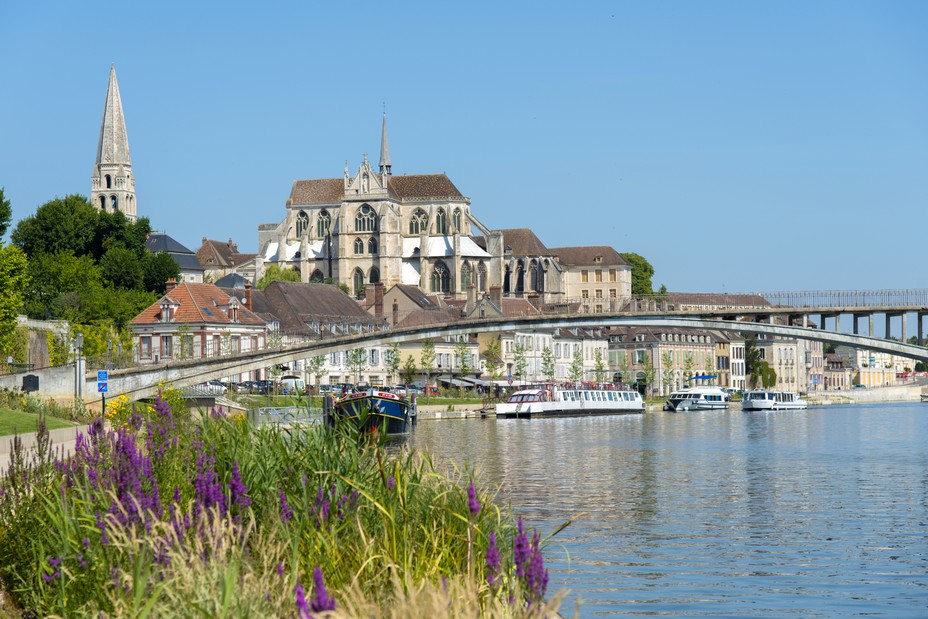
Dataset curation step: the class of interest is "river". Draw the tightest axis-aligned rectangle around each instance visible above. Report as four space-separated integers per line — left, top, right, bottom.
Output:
408 402 928 618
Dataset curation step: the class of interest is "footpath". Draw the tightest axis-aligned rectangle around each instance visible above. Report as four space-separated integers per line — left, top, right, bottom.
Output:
0 425 91 472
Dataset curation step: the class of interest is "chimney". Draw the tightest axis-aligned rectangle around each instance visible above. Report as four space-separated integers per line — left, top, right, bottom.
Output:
392 299 399 326
466 283 476 313
489 285 502 308
166 277 178 293
244 280 252 309
371 282 384 317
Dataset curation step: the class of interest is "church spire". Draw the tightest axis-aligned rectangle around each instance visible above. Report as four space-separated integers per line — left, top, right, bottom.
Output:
91 65 137 221
379 111 392 176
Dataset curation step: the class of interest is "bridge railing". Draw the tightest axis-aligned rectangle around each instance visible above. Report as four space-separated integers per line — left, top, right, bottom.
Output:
756 289 928 309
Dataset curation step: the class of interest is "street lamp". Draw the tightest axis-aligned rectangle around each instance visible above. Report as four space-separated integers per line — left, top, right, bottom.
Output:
73 332 84 403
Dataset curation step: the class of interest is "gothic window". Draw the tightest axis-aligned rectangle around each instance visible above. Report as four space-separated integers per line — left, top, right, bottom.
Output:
105 174 112 189
99 196 106 210
435 208 448 235
355 204 377 232
354 238 364 254
310 270 324 283
460 262 472 292
296 211 309 237
453 208 462 232
503 265 511 295
477 262 487 292
530 259 541 292
409 208 428 235
353 268 365 298
431 261 451 293
515 260 525 295
317 210 331 237
111 196 119 211
368 237 378 255
369 267 380 284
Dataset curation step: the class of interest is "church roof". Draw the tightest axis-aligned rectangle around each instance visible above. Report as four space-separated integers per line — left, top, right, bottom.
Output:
499 229 550 256
288 173 465 206
549 246 628 267
95 65 131 167
289 178 345 205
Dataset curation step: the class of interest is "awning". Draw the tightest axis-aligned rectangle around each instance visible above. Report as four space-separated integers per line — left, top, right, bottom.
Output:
687 374 717 381
460 377 493 387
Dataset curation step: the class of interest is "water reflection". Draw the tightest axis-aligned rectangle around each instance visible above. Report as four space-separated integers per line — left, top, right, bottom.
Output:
409 404 928 618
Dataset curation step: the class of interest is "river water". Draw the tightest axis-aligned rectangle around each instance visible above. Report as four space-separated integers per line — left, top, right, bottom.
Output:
408 402 928 618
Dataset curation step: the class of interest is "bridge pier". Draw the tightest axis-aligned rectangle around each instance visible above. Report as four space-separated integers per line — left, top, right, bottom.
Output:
885 311 906 342
852 313 871 336
919 311 925 346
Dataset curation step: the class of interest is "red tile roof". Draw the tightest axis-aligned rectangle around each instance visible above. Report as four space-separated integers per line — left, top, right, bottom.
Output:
130 282 265 327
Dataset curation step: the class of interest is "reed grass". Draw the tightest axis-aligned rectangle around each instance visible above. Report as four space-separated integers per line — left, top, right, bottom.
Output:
0 387 569 617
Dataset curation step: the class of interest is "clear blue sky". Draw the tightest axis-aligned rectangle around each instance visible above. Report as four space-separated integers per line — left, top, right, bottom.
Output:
2 1 925 293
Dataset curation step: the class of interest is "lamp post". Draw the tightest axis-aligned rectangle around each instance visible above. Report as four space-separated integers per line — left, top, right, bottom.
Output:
73 332 84 403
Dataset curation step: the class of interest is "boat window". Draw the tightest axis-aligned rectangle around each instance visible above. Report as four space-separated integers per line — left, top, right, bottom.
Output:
584 392 590 401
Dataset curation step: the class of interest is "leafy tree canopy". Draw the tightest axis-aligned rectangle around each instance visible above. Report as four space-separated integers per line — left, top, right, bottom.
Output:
0 244 29 355
0 187 12 239
23 251 102 320
620 252 655 295
143 252 181 294
256 263 302 290
100 245 144 290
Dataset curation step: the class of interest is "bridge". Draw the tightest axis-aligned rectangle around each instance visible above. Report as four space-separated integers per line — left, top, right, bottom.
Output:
80 288 928 408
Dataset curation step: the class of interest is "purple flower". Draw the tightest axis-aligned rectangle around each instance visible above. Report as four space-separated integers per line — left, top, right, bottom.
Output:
295 583 311 618
229 461 251 510
96 511 109 545
524 531 549 604
276 562 285 577
279 490 293 524
486 532 500 587
513 518 529 578
310 566 336 612
468 482 481 516
387 475 395 490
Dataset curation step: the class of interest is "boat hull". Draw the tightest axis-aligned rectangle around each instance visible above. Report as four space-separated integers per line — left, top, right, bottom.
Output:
495 389 644 419
328 391 413 435
741 390 808 411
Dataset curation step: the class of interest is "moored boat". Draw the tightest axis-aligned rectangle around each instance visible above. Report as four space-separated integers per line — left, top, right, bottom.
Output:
664 386 730 412
495 386 644 419
921 392 928 403
327 389 414 435
742 389 808 411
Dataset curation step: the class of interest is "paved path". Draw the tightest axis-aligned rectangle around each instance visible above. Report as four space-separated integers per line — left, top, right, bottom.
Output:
0 425 91 473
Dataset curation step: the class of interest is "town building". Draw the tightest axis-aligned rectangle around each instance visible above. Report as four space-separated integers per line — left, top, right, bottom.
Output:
146 233 204 283
91 65 137 221
197 238 259 284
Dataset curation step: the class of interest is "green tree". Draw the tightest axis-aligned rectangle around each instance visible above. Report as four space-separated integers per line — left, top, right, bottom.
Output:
143 252 181 294
619 252 655 295
401 355 417 386
568 349 584 385
308 355 326 392
541 345 555 382
256 264 302 290
513 341 528 386
482 337 503 381
683 351 696 382
346 348 367 384
100 245 144 290
616 349 630 386
0 244 29 356
11 195 99 258
641 354 656 399
23 251 102 320
385 343 401 385
0 187 12 239
661 350 674 393
420 339 436 402
454 338 472 395
593 347 607 383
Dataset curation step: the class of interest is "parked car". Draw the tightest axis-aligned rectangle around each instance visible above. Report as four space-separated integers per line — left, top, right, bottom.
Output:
191 381 226 396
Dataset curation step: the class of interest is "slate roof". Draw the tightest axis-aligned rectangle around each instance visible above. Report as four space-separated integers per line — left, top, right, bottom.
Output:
214 272 250 289
394 307 458 329
288 174 464 206
250 281 376 333
146 233 195 254
549 246 628 267
130 282 264 326
393 284 446 310
499 229 550 256
500 298 540 316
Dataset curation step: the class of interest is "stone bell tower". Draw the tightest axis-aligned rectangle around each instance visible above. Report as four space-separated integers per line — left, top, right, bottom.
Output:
91 65 137 221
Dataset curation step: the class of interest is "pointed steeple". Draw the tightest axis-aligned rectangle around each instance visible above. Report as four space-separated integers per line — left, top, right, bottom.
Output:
91 65 137 221
379 112 392 176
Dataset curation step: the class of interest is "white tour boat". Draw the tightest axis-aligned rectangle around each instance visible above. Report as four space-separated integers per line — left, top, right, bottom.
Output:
664 386 730 412
495 386 644 419
741 390 808 411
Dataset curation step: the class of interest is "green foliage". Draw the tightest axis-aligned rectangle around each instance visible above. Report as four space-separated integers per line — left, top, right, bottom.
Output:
402 355 417 385
683 351 696 381
11 194 99 258
100 245 144 290
142 251 180 294
661 350 674 392
541 346 555 382
568 349 584 384
0 244 29 355
512 341 527 381
420 338 436 383
255 263 301 290
0 187 11 239
47 330 70 366
620 252 655 295
346 347 367 383
593 348 607 383
482 337 503 381
385 343 401 384
307 355 326 389
454 339 472 389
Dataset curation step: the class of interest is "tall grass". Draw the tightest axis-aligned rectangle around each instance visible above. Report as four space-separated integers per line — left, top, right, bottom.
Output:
0 387 569 617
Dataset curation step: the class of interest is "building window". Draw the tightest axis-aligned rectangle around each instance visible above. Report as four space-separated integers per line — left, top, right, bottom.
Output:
581 270 588 283
595 270 603 282
460 262 472 292
354 238 364 254
595 289 603 298
369 267 380 284
609 269 616 282
477 262 487 292
353 269 365 298
453 208 462 232
581 290 589 299
355 204 378 232
310 269 324 283
368 237 378 254
317 210 331 237
111 195 118 211
434 208 448 234
431 261 451 293
296 210 309 236
140 336 151 359
409 208 428 235
610 289 617 298
161 335 173 359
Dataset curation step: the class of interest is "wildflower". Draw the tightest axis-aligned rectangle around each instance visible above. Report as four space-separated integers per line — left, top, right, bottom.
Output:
468 482 481 516
524 531 549 605
310 566 337 612
279 490 294 524
229 461 251 510
513 517 529 578
43 557 62 583
486 532 501 587
276 562 285 577
96 511 109 545
387 475 395 490
294 583 311 618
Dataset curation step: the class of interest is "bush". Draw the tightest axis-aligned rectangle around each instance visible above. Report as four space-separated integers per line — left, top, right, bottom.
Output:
0 395 565 617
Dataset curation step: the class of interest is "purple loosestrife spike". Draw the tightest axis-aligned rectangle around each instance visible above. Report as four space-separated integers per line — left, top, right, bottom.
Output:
294 583 311 619
276 562 285 577
525 531 549 604
513 517 529 578
468 482 481 516
310 566 337 612
229 461 251 509
486 532 501 587
387 475 395 490
279 490 294 523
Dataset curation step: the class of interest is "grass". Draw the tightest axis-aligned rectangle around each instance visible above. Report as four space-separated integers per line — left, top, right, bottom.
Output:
0 408 76 437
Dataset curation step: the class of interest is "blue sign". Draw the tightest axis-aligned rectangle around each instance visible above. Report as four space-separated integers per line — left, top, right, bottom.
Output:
98 382 108 393
97 370 108 382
